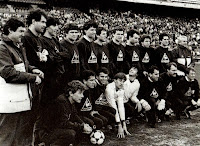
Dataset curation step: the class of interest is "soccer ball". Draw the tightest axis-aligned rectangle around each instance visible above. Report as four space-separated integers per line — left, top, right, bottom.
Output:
90 130 105 145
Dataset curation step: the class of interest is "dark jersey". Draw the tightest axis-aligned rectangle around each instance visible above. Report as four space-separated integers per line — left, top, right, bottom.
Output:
77 37 99 72
138 77 166 102
60 39 80 83
176 76 199 102
139 46 155 72
155 46 174 73
107 41 129 74
125 44 142 71
22 29 47 72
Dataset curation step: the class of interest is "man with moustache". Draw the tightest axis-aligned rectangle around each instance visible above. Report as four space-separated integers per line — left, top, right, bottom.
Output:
0 18 43 145
60 23 80 85
107 28 129 76
40 17 65 106
160 62 182 120
77 20 98 72
138 66 166 128
155 33 174 73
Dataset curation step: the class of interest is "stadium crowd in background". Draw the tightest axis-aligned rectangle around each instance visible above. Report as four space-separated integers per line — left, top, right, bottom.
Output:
0 7 199 146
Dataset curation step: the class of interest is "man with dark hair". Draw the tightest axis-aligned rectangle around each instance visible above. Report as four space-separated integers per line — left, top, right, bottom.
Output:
77 20 99 72
93 67 116 129
139 35 155 78
0 18 43 145
105 72 131 138
22 9 47 140
155 33 174 73
76 70 108 130
60 23 80 84
34 80 92 146
160 62 182 120
124 65 142 120
138 65 166 128
94 27 113 75
40 17 65 106
107 28 129 76
176 67 200 119
125 29 142 74
23 9 48 71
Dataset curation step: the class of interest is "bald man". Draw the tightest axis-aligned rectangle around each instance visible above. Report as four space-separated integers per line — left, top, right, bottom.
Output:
172 35 194 75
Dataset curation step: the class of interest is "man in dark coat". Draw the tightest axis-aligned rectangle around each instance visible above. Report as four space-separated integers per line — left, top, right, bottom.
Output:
0 18 43 145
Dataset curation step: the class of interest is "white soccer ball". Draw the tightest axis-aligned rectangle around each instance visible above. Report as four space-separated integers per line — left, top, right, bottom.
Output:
90 130 105 145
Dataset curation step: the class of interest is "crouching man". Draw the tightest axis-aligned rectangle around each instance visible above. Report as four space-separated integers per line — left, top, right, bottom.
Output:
34 80 92 146
138 66 166 128
105 73 131 138
176 67 200 119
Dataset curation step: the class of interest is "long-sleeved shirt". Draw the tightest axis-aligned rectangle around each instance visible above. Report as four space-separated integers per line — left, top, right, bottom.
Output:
105 82 125 122
124 75 140 103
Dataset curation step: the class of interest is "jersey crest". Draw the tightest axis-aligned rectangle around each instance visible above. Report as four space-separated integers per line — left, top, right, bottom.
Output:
71 50 79 64
117 50 123 61
81 97 92 111
95 93 108 105
101 51 109 63
142 52 150 63
166 82 172 91
184 87 194 96
161 53 170 63
88 51 97 63
132 51 139 62
150 88 159 98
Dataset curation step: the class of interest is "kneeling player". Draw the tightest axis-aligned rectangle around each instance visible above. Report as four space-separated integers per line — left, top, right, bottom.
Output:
138 66 167 128
124 65 142 120
34 80 92 146
176 67 200 119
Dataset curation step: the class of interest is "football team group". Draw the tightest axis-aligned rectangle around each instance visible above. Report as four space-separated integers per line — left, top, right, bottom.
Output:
0 8 199 146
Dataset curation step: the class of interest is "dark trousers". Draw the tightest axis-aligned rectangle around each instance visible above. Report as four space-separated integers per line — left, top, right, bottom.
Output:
124 101 138 118
39 128 76 146
0 111 31 145
146 98 165 125
95 105 116 125
82 114 107 129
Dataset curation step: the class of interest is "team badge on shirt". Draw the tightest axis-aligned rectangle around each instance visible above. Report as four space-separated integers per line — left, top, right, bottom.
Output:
166 82 172 91
88 51 97 63
161 53 170 63
132 51 139 62
81 97 92 111
101 52 109 63
95 93 108 105
142 52 150 63
150 88 159 98
117 50 123 61
71 50 80 64
185 87 192 97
